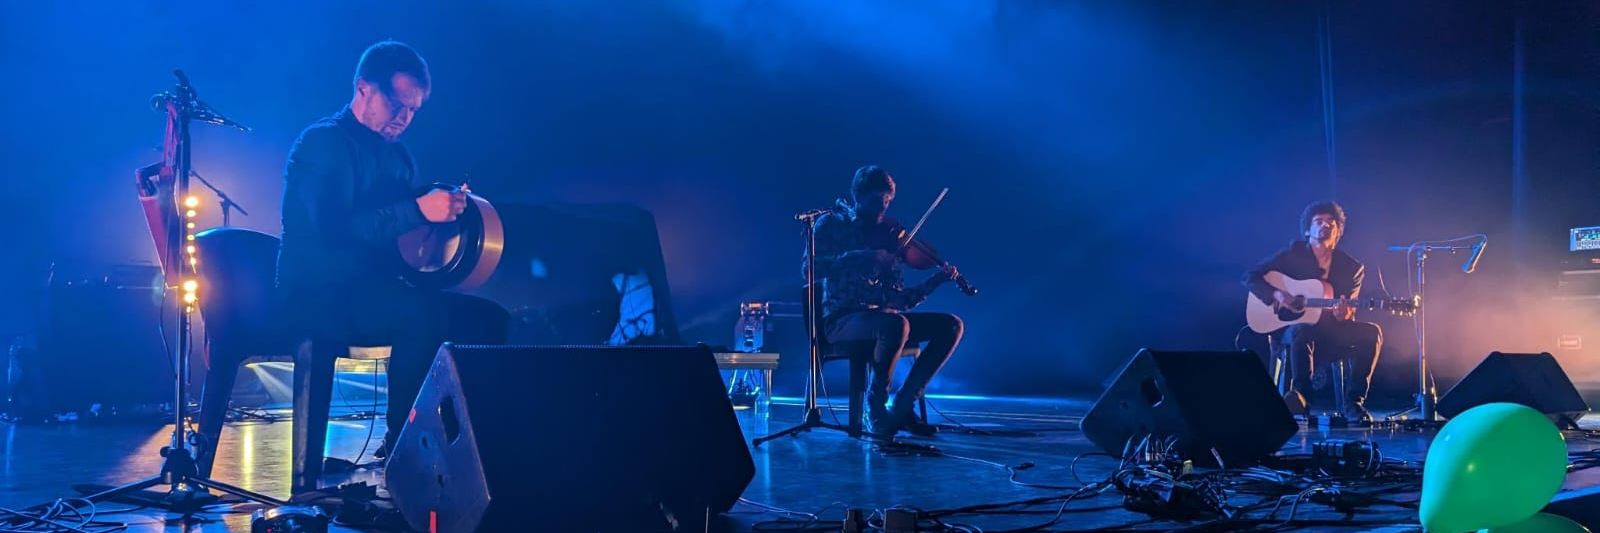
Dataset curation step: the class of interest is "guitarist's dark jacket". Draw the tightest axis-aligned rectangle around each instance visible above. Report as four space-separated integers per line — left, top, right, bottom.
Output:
1242 240 1365 306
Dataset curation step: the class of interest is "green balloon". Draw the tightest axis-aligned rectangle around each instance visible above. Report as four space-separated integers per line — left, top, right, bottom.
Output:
1479 512 1591 533
1420 403 1568 533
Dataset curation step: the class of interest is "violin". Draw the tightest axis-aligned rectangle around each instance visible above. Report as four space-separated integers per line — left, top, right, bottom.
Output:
884 220 979 296
846 187 979 296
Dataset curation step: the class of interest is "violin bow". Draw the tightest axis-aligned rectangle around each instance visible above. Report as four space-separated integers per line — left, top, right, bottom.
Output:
900 187 948 246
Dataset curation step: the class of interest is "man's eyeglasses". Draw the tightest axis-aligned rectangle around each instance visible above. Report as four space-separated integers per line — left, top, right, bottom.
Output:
379 88 420 117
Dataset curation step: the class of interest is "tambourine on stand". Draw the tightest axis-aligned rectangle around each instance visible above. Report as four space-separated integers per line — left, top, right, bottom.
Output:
396 181 505 292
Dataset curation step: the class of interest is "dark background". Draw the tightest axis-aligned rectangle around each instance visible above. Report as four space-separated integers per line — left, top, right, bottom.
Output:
0 0 1595 404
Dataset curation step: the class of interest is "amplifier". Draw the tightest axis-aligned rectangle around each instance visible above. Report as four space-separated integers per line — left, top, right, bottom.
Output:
1557 269 1600 298
32 263 174 415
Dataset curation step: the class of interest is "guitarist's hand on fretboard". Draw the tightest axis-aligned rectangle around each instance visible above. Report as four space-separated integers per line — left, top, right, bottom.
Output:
1332 301 1355 321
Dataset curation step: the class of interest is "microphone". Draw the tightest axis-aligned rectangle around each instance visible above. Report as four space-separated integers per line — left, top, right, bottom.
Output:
1462 237 1487 273
191 101 252 131
150 70 252 132
793 198 853 221
150 92 252 131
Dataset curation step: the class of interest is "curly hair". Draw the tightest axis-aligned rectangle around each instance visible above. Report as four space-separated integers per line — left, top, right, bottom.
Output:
1300 200 1346 234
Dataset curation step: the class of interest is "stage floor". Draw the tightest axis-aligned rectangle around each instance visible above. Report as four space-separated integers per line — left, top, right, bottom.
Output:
0 396 1597 532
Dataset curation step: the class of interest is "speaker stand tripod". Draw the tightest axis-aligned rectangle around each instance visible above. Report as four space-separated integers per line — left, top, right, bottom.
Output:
79 70 286 517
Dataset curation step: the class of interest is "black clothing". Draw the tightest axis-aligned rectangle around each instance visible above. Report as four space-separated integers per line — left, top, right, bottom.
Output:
805 211 961 422
824 310 962 418
277 107 508 447
1280 319 1382 409
1243 240 1381 411
807 213 936 322
277 106 428 289
284 277 508 446
1243 240 1365 305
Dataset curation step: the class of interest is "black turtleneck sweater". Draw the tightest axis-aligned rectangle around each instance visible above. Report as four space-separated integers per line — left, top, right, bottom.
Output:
276 106 428 290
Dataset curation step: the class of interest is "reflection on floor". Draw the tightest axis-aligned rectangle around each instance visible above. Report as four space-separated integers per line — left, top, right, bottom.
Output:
0 395 1597 532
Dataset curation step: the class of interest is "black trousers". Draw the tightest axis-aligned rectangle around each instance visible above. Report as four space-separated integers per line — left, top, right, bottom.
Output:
1281 318 1382 407
284 277 510 443
824 309 963 417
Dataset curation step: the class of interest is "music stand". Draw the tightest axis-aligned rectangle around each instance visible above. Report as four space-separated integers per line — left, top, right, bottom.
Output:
81 70 285 516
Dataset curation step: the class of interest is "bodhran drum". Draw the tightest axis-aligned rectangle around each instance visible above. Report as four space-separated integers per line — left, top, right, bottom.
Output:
397 183 504 292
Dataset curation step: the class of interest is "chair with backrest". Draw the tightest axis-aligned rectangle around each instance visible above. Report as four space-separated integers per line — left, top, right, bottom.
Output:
192 226 390 494
802 285 928 436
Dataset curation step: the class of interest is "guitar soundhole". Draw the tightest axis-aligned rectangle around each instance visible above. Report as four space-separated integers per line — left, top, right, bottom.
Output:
1139 377 1163 407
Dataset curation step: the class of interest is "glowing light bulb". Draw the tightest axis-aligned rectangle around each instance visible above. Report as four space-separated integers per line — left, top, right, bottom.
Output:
186 209 197 218
183 293 197 304
186 245 196 254
183 279 198 292
185 196 199 208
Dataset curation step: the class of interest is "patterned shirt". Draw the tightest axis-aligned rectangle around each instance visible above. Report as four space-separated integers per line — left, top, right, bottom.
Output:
804 212 936 321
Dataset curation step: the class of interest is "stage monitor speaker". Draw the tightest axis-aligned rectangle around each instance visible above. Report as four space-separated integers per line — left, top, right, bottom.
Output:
1437 351 1589 428
1081 348 1297 467
473 202 682 346
385 343 755 533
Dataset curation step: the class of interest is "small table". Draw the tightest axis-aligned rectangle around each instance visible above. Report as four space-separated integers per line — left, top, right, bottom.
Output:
715 352 779 412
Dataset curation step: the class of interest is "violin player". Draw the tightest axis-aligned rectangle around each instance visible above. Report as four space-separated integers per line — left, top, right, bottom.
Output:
802 165 965 437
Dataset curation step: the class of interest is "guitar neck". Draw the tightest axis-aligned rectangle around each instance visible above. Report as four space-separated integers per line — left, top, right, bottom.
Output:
1303 297 1392 309
1303 297 1351 308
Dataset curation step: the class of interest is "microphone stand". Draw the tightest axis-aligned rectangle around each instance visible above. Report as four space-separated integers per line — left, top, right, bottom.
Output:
1385 238 1482 426
81 70 284 516
190 170 248 227
752 206 856 446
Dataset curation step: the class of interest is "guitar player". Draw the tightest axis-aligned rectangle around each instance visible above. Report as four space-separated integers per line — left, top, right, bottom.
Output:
1242 201 1382 425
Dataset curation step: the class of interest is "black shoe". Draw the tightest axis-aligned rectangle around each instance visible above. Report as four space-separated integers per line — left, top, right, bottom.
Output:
372 433 394 460
902 418 938 437
1343 403 1374 426
862 412 902 437
884 402 937 437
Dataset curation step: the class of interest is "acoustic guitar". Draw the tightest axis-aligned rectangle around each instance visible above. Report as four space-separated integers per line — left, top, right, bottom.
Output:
1245 270 1418 333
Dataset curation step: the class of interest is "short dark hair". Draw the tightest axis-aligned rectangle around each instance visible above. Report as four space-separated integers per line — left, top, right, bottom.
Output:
353 40 431 97
1300 200 1346 232
851 165 895 201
